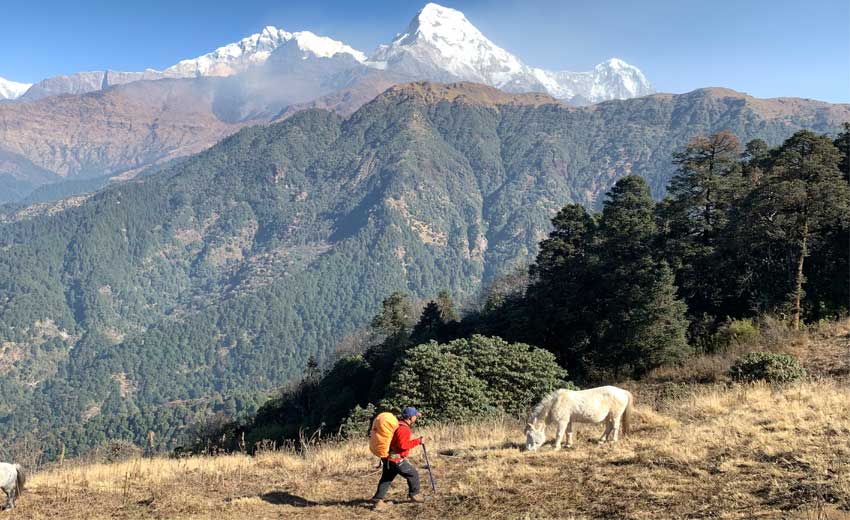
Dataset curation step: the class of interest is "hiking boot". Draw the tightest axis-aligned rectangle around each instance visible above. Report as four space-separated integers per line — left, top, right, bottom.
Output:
373 499 389 511
409 494 425 503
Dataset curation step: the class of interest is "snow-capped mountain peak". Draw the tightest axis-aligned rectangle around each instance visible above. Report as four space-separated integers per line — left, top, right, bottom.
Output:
0 76 32 100
164 25 366 77
409 3 483 43
370 3 524 85
289 30 367 62
13 3 652 105
368 3 652 104
589 58 651 100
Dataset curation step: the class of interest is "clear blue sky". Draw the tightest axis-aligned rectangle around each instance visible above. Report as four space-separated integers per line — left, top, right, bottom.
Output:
2 0 847 102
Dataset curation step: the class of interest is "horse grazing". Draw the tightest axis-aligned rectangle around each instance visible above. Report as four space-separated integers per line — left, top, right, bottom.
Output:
525 386 634 451
0 463 25 509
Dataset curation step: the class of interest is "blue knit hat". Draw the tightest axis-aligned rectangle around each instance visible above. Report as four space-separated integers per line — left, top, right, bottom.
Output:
402 406 422 419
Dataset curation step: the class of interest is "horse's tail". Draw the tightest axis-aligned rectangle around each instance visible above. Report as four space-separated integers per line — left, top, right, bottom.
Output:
15 464 25 494
621 392 634 437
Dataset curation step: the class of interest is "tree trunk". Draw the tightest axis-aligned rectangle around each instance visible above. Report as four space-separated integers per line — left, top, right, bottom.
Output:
792 220 808 330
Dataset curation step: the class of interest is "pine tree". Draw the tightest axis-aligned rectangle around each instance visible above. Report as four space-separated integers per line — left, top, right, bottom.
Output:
364 292 416 402
304 356 320 381
411 301 445 343
739 131 849 328
595 176 690 377
526 204 598 373
435 290 460 323
410 291 460 344
369 292 415 341
658 131 748 330
742 138 771 184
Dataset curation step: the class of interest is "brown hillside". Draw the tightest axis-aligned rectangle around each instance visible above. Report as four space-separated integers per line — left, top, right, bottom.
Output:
2 79 848 203
13 320 850 520
0 80 250 179
381 81 562 108
647 87 850 124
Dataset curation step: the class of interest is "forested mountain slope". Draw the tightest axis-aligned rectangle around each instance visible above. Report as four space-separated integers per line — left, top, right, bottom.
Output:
0 82 846 457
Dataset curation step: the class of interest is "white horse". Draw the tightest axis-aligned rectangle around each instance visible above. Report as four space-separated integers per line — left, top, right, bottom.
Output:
525 386 634 451
0 463 24 509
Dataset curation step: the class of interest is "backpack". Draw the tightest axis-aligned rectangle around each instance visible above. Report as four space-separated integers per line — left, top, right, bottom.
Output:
369 412 399 458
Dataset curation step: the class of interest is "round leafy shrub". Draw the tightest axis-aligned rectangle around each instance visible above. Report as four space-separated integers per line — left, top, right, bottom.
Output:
729 352 806 383
457 335 570 415
381 335 569 422
381 342 493 422
716 319 761 349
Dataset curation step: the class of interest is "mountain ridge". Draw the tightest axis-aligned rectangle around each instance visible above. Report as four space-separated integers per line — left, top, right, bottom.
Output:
8 3 650 105
378 81 563 107
370 3 652 103
1 81 847 205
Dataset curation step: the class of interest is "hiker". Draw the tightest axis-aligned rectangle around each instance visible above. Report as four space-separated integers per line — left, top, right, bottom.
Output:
372 407 425 509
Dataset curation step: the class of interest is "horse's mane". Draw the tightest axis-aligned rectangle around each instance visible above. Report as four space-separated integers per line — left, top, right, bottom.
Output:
528 389 562 424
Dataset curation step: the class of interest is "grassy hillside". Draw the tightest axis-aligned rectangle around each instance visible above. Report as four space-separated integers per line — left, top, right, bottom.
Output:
14 320 850 519
17 380 849 519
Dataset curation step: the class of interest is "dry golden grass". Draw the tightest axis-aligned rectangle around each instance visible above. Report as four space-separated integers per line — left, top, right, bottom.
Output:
792 319 850 379
10 380 849 520
13 319 850 519
645 317 850 387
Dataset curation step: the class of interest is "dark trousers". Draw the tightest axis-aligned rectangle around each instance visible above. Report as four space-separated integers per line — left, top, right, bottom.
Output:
373 458 421 500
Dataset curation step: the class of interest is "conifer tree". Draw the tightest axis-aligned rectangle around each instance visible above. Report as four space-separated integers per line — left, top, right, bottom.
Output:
595 176 689 377
369 292 415 341
410 290 460 344
742 138 771 184
658 131 748 328
411 301 445 343
526 204 598 373
364 291 415 401
435 289 460 323
740 131 849 328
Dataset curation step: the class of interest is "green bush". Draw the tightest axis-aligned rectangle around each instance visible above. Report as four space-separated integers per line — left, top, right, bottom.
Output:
716 319 761 350
381 335 568 422
339 403 376 439
382 342 493 422
455 335 569 415
729 352 806 383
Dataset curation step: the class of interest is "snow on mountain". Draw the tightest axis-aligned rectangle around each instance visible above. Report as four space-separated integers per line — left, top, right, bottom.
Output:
164 26 366 77
19 26 367 101
13 3 651 105
530 58 652 103
0 76 32 100
369 3 524 85
368 3 652 104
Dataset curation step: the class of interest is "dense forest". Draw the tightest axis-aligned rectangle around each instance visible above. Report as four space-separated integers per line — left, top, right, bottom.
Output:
223 127 849 450
0 83 846 461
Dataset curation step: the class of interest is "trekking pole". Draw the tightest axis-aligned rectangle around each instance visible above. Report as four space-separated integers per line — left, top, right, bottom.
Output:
421 442 437 493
